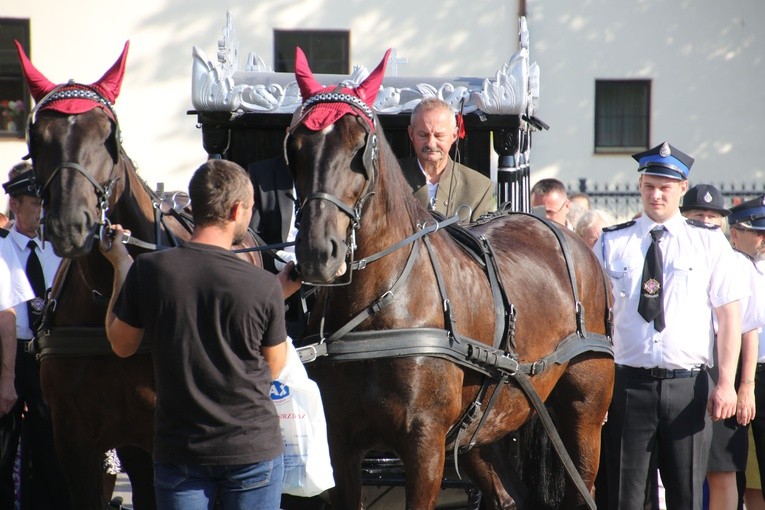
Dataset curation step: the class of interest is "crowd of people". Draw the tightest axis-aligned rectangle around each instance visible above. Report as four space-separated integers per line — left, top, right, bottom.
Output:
0 94 763 510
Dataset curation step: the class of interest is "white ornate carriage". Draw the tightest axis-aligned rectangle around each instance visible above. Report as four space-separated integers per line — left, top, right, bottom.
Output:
191 11 546 212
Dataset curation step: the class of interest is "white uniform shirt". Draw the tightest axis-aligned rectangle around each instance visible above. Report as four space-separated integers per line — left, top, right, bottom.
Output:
751 258 765 363
711 251 765 335
0 233 34 311
8 226 62 340
596 212 747 370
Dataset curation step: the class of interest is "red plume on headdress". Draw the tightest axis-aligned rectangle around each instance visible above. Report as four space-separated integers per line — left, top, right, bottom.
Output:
356 48 390 109
14 40 129 116
294 48 392 132
294 47 325 101
91 41 129 104
15 40 56 102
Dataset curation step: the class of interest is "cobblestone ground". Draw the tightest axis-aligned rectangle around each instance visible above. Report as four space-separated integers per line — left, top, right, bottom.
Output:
111 472 133 507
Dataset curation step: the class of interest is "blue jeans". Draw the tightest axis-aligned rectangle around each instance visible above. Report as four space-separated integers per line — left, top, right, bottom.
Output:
153 455 284 510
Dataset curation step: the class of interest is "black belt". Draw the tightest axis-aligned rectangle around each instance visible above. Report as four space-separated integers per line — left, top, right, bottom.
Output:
756 363 765 373
616 364 706 380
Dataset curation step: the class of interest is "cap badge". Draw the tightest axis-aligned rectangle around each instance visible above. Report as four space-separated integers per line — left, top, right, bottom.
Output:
659 143 671 157
643 278 661 296
703 192 713 203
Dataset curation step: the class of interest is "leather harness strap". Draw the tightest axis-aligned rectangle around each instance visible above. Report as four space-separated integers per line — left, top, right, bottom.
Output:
297 211 610 509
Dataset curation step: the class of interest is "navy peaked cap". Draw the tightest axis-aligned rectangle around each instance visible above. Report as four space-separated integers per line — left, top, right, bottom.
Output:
632 142 694 180
728 195 765 231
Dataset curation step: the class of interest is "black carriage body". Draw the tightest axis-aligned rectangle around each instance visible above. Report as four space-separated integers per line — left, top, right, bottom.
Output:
194 110 532 213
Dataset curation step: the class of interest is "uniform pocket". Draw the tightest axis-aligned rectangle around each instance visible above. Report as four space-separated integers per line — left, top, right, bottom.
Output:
606 258 643 298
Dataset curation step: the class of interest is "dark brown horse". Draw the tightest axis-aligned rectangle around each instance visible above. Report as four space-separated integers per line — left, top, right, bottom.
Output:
15 42 262 508
286 49 614 509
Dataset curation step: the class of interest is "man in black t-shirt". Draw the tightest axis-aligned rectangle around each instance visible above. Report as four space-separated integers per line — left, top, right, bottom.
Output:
103 160 287 509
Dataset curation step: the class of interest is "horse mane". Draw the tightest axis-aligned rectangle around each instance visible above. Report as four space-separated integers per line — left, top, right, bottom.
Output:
365 120 434 233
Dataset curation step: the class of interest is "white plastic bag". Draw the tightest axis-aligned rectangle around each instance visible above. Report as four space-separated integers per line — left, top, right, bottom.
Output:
270 339 335 497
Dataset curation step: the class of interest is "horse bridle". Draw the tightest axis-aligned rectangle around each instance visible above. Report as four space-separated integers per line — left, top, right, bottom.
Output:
285 91 380 285
25 82 125 245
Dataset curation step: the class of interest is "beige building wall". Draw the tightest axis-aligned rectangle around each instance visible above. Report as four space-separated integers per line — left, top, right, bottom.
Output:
527 0 765 189
2 1 761 212
0 0 520 211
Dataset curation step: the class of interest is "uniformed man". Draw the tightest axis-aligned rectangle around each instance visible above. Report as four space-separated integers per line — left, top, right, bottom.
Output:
728 196 765 503
0 163 68 508
596 142 747 510
681 184 764 510
0 209 34 507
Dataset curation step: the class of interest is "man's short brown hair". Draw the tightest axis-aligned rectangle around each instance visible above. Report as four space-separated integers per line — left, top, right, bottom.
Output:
531 178 567 197
188 160 253 227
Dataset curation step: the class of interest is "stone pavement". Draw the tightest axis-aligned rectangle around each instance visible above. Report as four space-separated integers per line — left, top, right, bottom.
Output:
110 472 133 508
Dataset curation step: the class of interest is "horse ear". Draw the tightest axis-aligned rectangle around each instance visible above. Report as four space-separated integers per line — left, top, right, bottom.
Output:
355 48 391 108
92 41 129 104
14 40 57 102
294 47 325 100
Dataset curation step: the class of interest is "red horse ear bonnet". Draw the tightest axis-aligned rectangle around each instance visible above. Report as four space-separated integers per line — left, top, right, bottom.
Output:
15 40 129 118
294 47 391 132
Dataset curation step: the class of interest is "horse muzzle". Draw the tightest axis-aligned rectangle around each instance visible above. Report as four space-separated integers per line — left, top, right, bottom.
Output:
295 230 349 285
44 211 98 258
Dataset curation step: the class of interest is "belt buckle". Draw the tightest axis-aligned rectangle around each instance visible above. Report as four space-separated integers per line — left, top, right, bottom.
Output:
649 367 670 379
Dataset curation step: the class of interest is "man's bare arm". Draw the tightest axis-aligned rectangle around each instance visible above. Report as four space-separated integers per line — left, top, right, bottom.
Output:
262 340 288 380
708 300 742 421
0 308 17 415
100 226 144 357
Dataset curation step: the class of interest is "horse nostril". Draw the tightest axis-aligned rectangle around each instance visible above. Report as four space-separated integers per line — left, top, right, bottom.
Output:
329 237 341 259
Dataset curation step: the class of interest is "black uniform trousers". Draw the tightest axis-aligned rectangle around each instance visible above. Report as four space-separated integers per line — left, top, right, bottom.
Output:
749 364 765 500
605 365 712 510
0 343 70 509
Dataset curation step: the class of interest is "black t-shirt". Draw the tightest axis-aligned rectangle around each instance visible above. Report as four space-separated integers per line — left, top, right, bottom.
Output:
113 242 286 465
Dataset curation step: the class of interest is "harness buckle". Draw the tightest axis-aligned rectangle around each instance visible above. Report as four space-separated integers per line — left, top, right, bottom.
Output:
371 291 393 314
297 344 319 363
530 359 547 375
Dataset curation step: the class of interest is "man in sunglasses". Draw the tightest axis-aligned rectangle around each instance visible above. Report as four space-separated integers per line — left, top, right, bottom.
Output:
531 178 573 229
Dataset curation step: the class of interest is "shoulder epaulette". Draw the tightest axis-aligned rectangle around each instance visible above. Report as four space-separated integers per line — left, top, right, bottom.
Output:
685 218 719 230
0 227 9 238
602 220 635 233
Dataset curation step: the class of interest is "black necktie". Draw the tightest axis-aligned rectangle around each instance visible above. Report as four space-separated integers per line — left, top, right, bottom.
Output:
26 240 45 333
638 227 665 332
